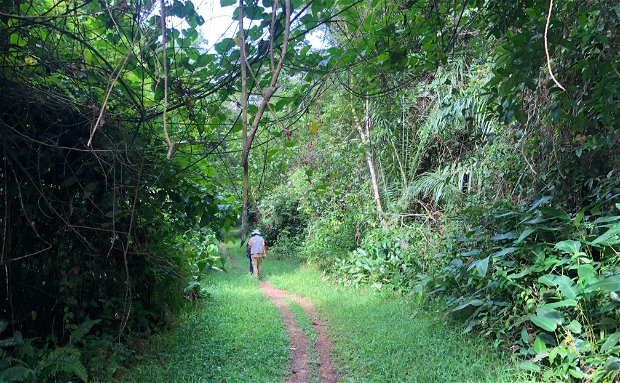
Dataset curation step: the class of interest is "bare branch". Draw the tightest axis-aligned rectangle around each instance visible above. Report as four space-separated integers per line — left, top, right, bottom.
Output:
160 0 174 159
544 0 566 91
270 0 279 73
241 0 291 166
87 49 133 146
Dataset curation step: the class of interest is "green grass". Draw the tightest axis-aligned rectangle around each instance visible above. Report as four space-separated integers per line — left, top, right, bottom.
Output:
122 245 288 383
123 246 536 383
257 254 536 383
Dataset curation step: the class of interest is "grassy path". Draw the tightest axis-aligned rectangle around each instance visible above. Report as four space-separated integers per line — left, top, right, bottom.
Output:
122 247 289 382
263 258 532 383
124 245 533 382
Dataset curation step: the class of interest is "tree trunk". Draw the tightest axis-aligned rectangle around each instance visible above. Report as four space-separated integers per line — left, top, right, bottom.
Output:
239 0 249 244
353 96 384 221
240 0 291 242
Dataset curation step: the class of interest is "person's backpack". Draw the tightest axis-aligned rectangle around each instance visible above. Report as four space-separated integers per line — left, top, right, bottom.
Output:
246 241 251 258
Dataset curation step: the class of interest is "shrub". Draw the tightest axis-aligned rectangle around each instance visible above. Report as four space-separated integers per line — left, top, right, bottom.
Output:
438 196 620 381
299 212 361 268
331 225 439 295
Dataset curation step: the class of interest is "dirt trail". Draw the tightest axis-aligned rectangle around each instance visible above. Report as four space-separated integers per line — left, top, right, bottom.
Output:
260 281 338 383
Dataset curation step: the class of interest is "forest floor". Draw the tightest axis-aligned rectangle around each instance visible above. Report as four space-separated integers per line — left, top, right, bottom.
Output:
123 244 535 383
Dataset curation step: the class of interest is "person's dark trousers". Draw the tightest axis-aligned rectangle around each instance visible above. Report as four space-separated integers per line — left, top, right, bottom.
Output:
246 244 253 274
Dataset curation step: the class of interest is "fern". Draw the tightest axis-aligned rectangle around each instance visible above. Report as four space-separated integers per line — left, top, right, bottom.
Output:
0 338 17 348
69 319 100 345
0 366 34 382
0 325 19 348
400 160 488 209
37 346 88 383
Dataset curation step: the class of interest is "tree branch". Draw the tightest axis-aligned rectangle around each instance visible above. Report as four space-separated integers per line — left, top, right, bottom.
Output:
544 0 566 91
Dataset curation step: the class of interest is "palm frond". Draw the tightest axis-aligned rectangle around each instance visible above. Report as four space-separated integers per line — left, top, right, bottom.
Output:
399 160 488 210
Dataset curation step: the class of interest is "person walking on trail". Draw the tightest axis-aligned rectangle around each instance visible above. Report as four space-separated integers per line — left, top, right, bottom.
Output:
248 230 266 278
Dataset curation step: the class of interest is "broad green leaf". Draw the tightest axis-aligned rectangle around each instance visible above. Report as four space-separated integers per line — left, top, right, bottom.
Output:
573 211 584 226
460 249 481 257
491 231 517 241
476 256 489 277
534 336 547 353
214 38 234 54
538 274 578 298
539 207 570 221
515 228 535 243
593 215 620 225
574 338 592 353
527 195 552 212
554 240 581 254
591 224 620 246
538 274 556 287
530 315 557 332
507 268 531 280
13 331 22 344
0 366 32 381
592 224 620 246
492 247 517 258
521 327 530 344
266 149 279 159
554 275 578 299
566 320 582 333
275 97 291 111
600 333 620 353
531 307 562 332
586 276 620 292
568 368 587 379
518 361 540 372
549 347 558 364
577 264 595 281
606 357 620 371
220 0 236 6
244 4 266 20
231 121 242 133
543 299 577 309
452 299 483 312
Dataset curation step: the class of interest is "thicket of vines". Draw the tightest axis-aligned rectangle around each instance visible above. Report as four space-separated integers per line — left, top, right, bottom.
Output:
0 0 241 380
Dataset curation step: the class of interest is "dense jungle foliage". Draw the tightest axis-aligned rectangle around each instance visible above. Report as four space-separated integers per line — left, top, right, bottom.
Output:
0 0 618 381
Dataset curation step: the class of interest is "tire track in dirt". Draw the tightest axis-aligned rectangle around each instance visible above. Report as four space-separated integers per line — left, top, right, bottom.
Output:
260 281 338 383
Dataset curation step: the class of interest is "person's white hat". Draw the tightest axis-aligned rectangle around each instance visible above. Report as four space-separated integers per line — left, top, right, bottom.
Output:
251 229 261 235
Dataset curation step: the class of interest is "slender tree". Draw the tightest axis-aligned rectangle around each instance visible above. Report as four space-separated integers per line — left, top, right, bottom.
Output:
239 0 292 242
